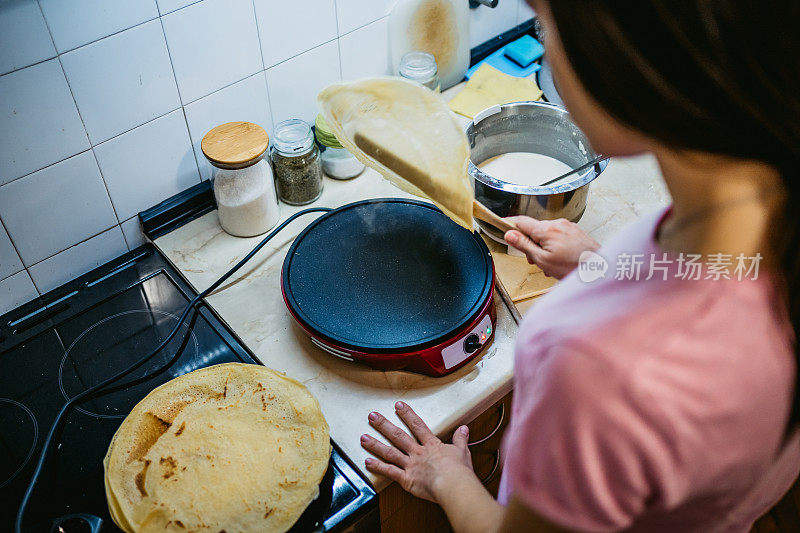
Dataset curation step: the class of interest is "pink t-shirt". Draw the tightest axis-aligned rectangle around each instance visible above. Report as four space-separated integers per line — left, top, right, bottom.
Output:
497 209 800 532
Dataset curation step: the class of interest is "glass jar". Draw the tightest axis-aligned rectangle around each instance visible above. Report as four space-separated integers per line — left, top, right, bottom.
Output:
271 119 324 205
314 114 365 180
201 121 279 237
398 51 441 92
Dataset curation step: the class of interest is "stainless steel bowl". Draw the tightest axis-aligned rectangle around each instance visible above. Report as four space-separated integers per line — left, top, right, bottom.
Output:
467 101 607 240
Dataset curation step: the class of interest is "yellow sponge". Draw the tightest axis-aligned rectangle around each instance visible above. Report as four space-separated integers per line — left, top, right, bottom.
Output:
448 64 544 119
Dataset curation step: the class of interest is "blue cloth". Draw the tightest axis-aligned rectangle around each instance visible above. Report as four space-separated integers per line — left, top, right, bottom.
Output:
465 45 542 80
504 35 544 67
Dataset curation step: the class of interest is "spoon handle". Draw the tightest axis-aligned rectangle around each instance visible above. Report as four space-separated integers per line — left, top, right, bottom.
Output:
539 154 609 187
473 200 517 233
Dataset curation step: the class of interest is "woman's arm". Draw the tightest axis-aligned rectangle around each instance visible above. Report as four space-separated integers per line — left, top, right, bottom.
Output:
361 402 573 533
434 469 573 533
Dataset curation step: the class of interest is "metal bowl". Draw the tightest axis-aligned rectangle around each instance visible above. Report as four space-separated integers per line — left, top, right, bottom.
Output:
467 101 607 241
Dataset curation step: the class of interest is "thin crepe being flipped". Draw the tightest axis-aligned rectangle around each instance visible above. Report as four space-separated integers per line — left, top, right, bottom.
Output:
318 77 474 229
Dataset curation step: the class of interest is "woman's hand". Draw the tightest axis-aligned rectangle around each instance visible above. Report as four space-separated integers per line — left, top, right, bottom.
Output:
504 216 600 279
361 401 474 503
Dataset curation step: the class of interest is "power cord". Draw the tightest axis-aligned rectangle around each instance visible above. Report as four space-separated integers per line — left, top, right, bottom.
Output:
15 206 333 533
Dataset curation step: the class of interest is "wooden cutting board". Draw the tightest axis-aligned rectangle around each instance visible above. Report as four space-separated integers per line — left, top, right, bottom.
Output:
482 235 557 317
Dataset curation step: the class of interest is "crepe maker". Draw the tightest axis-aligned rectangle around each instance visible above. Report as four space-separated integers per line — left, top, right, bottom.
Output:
281 198 496 376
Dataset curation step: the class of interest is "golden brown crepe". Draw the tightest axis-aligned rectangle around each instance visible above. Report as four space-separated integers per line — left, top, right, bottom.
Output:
318 77 474 230
104 363 330 533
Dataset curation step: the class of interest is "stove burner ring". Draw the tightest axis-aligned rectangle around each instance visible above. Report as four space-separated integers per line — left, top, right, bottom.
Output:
0 398 38 489
58 310 199 419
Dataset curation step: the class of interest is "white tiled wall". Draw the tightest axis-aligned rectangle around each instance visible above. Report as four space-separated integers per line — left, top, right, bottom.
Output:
0 0 533 313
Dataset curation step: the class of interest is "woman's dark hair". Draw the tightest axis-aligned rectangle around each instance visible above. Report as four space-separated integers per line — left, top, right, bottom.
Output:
545 1 800 424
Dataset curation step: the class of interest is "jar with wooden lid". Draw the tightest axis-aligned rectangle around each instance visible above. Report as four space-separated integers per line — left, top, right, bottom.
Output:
201 121 279 237
315 114 365 180
271 119 323 205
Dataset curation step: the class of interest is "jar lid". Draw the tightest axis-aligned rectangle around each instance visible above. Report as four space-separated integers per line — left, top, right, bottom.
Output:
201 121 269 168
273 119 315 155
314 114 343 149
399 51 438 84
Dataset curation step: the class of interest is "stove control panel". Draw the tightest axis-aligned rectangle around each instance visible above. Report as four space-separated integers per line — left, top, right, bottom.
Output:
441 314 494 370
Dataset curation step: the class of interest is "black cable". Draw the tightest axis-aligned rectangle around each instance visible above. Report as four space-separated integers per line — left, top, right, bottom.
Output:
97 307 201 399
15 207 333 533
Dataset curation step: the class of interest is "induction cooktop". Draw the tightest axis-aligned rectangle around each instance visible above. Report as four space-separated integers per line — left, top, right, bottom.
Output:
0 244 377 533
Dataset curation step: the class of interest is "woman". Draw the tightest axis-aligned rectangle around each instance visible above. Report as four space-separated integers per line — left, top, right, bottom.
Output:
359 0 800 531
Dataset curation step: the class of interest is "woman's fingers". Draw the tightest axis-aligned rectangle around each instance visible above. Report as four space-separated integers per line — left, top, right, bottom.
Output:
505 216 548 241
368 411 417 452
395 402 437 444
504 216 549 265
360 434 409 467
504 229 546 265
364 457 405 484
452 425 469 450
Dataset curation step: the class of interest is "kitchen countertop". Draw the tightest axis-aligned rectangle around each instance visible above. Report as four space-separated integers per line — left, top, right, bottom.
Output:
153 85 670 491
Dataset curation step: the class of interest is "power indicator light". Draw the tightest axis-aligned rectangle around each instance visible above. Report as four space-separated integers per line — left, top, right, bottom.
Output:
486 326 492 335
481 334 486 341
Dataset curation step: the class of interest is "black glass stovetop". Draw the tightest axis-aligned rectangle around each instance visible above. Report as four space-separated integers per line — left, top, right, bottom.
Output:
0 244 377 533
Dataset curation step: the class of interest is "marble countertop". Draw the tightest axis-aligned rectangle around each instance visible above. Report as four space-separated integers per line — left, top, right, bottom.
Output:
153 85 670 491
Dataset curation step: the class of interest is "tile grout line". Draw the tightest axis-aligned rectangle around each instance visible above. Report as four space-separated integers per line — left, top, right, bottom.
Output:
250 0 267 71
20 223 123 295
333 0 343 35
45 15 162 59
248 0 276 137
333 0 344 80
260 71 276 137
0 54 58 80
183 69 264 107
25 224 123 275
0 213 25 281
264 36 340 72
338 14 389 39
157 13 203 188
0 269 28 285
158 0 204 17
157 13 187 108
55 53 124 227
118 218 136 250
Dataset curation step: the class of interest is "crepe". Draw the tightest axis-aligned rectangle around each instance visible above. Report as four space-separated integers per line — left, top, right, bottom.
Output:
103 363 330 533
318 77 474 230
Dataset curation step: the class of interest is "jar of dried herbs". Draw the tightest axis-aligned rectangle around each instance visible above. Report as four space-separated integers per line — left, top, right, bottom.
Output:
271 119 323 205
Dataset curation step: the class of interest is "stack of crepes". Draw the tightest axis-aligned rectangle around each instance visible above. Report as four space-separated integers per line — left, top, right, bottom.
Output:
103 363 330 533
318 77 474 230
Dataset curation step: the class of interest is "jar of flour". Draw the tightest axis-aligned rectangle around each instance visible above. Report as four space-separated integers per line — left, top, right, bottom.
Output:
201 122 280 237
